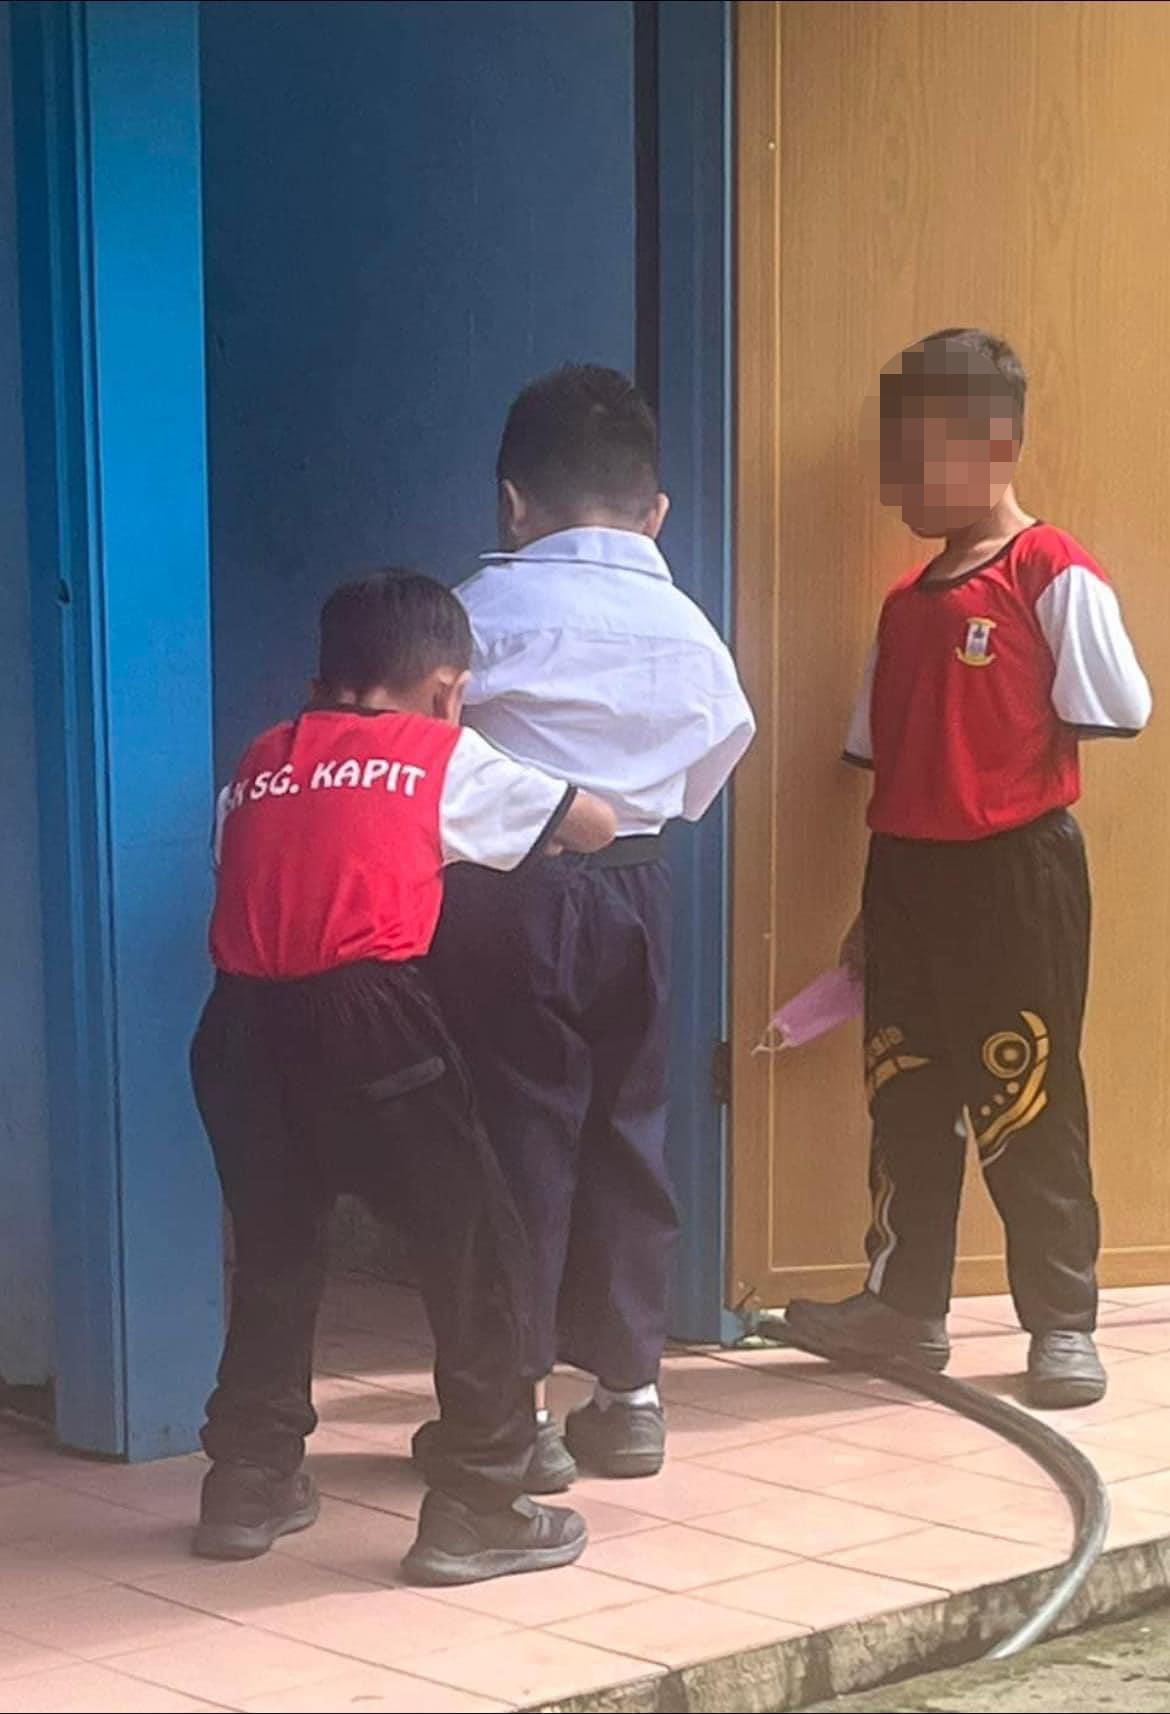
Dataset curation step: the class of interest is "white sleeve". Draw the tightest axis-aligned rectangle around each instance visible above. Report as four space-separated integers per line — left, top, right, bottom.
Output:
844 644 877 766
1034 565 1152 735
440 728 573 870
680 647 757 822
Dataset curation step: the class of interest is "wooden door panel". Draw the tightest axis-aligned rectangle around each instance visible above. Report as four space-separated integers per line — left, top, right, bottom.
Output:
732 0 1170 1309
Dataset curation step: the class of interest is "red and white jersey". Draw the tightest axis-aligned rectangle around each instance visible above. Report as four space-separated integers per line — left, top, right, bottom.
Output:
210 708 571 978
846 523 1152 842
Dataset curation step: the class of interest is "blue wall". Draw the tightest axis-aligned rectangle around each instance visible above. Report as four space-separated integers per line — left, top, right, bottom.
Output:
200 0 636 775
0 2 53 1388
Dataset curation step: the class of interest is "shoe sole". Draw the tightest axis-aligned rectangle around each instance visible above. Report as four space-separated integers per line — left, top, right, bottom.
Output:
565 1445 664 1480
402 1529 588 1587
191 1493 321 1561
782 1307 951 1374
1027 1376 1107 1410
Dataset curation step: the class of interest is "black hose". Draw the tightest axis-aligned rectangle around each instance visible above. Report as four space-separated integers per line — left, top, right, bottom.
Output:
745 1317 1110 1659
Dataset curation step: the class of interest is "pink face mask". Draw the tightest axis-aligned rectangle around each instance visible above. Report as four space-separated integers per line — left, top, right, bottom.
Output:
757 966 863 1052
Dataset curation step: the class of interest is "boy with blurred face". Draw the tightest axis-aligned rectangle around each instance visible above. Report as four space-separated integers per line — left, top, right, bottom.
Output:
787 331 1152 1410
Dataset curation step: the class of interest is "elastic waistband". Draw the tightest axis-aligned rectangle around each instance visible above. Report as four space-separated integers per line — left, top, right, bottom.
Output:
873 808 1077 853
215 958 417 996
580 833 666 870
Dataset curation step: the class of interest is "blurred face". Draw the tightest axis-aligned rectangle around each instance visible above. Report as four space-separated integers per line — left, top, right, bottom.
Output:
879 399 1017 538
863 344 1020 538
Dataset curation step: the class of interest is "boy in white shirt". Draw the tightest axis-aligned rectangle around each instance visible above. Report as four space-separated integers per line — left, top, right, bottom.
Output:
417 366 755 1488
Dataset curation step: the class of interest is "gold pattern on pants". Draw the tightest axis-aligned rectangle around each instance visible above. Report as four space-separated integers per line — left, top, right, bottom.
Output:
865 1026 930 1107
972 1011 1050 1167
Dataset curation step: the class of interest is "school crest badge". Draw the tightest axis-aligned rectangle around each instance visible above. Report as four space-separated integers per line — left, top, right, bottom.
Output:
956 617 997 667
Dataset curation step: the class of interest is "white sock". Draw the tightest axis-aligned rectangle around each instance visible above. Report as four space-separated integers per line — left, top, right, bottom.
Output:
535 1407 551 1427
593 1381 660 1412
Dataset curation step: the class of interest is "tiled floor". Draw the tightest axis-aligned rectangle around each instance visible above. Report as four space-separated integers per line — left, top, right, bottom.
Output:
2 1278 1170 1712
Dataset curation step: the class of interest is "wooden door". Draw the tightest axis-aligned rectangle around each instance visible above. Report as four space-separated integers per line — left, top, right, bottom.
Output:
731 0 1170 1309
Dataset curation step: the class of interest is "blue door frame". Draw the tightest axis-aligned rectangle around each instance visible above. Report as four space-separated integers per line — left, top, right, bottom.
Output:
10 0 736 1457
12 0 223 1458
653 1 741 1346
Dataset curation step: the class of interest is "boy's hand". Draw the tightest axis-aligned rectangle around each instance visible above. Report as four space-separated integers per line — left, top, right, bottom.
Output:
839 911 865 980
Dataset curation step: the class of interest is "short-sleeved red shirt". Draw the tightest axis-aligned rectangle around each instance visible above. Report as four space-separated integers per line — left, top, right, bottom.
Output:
210 709 569 978
845 523 1151 842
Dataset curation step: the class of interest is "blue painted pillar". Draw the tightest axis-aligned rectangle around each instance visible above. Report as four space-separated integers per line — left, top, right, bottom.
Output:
656 0 739 1344
12 0 222 1458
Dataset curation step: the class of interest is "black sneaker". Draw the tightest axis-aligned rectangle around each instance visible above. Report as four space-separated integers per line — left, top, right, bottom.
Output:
1027 1331 1107 1409
564 1400 665 1479
402 1490 588 1586
192 1463 320 1560
412 1419 578 1495
784 1290 951 1372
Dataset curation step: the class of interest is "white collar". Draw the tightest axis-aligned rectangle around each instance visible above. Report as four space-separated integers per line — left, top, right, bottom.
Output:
479 526 672 582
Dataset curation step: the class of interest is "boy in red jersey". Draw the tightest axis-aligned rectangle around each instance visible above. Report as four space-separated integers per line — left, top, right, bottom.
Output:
192 571 616 1584
786 330 1152 1409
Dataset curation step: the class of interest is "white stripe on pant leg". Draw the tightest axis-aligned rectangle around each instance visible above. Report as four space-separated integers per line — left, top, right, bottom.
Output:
866 1153 897 1295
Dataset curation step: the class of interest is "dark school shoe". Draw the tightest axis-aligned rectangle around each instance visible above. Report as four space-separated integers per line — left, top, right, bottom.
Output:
192 1462 320 1560
784 1289 951 1372
411 1417 579 1495
564 1399 666 1479
1026 1330 1107 1409
401 1490 588 1586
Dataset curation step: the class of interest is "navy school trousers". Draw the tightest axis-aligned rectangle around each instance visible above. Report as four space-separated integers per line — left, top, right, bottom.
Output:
430 843 678 1390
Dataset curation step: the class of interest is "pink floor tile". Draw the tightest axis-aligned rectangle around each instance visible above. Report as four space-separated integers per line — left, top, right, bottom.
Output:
0 1548 109 1612
37 1455 205 1524
823 1405 1001 1461
697 1490 920 1557
272 1496 419 1582
426 1563 650 1626
693 1431 923 1491
550 1590 804 1669
239 1666 513 1712
1096 1324 1170 1356
567 1462 785 1525
138 1552 382 1618
395 1628 664 1707
970 1486 1168 1553
0 1634 74 1683
306 1435 424 1519
698 1558 942 1628
243 1586 513 1667
1071 1408 1170 1459
0 1660 223 1712
658 1403 796 1460
106 1624 353 1705
829 1524 1056 1593
0 1482 151 1544
581 1522 793 1592
700 1379 906 1432
954 1440 1165 1487
942 1336 1030 1386
0 1585 228 1660
1108 1469 1170 1516
825 1464 1042 1528
561 1492 664 1542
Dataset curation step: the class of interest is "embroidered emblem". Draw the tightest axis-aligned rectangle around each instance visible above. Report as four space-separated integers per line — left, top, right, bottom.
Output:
956 616 997 667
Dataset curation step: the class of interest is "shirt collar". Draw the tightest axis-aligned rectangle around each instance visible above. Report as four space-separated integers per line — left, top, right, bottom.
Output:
479 526 672 582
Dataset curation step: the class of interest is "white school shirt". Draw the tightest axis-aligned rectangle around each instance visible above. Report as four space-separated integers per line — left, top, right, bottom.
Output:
456 528 756 836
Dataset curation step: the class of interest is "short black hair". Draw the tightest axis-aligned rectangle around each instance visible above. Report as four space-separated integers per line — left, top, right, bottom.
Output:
317 570 471 696
497 364 659 521
883 328 1027 442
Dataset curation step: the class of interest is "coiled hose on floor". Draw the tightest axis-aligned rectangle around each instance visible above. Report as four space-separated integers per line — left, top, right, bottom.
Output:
745 1317 1110 1659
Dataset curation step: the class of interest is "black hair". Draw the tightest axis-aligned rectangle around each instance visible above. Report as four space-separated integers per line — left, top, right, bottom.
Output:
317 570 471 696
497 364 659 522
883 328 1027 443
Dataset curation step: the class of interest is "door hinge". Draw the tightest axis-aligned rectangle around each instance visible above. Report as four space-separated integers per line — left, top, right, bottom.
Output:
712 1039 731 1106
